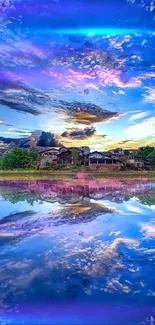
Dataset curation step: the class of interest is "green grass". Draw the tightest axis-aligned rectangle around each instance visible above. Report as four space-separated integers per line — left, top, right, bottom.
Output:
0 169 155 180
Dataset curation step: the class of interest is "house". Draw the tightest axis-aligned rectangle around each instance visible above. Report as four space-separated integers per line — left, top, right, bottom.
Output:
86 151 121 170
109 148 124 156
39 146 85 168
58 149 73 165
39 148 60 168
58 147 83 166
126 155 144 168
80 146 90 156
59 146 68 154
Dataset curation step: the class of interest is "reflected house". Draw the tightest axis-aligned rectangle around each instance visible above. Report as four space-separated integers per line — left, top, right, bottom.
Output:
86 151 121 170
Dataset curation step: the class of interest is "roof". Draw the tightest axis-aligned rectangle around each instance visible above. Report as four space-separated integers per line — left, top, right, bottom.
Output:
58 149 71 156
87 151 104 156
87 151 121 161
36 147 61 153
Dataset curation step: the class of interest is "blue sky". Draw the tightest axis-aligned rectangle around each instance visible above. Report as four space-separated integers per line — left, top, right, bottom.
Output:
0 0 155 150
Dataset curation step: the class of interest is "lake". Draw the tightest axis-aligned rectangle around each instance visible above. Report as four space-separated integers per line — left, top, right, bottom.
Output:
0 179 154 324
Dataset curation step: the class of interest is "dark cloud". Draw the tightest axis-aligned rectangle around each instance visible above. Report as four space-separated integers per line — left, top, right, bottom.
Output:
61 126 96 139
0 210 36 225
118 140 132 144
0 73 49 115
83 89 89 95
12 129 32 135
61 131 68 137
0 130 61 149
38 131 60 147
56 100 119 125
0 98 41 115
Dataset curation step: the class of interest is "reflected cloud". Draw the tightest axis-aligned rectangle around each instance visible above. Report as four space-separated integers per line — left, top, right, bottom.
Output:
141 223 155 238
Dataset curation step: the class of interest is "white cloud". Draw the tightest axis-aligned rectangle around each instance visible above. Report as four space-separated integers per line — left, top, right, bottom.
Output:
143 88 155 105
125 116 155 139
128 111 148 122
141 223 155 238
126 204 144 214
112 90 125 95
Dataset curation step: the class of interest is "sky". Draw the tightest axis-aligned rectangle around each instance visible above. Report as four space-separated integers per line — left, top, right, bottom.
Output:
0 0 155 151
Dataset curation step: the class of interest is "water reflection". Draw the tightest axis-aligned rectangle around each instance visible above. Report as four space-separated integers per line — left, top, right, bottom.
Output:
0 180 154 324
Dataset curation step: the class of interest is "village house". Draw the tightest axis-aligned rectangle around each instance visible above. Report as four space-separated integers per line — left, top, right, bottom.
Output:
80 146 90 155
37 146 151 170
39 148 60 169
58 149 73 165
39 146 87 168
126 154 144 169
58 147 83 166
86 151 121 170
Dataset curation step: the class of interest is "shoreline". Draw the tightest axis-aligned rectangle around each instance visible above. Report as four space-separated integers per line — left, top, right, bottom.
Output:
0 170 155 181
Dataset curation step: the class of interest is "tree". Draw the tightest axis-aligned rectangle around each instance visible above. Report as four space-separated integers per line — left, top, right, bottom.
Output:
0 148 40 170
72 149 79 165
123 150 130 169
136 146 155 160
135 146 155 169
147 150 155 167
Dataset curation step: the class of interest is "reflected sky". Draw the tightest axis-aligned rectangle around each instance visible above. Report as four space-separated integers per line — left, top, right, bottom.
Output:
0 180 155 324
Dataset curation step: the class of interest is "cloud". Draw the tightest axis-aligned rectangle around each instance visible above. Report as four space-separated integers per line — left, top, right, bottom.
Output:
44 67 143 90
0 120 13 127
0 72 49 115
141 223 155 238
38 131 60 147
14 129 32 135
126 204 144 214
118 140 132 144
127 0 155 12
55 100 120 125
143 88 155 105
61 126 96 139
125 117 155 139
128 111 149 122
0 130 61 148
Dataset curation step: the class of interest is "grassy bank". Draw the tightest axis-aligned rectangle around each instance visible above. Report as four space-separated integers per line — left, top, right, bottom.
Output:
0 169 155 180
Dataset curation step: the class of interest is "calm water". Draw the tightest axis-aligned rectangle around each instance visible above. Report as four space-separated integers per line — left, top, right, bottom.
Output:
0 180 154 324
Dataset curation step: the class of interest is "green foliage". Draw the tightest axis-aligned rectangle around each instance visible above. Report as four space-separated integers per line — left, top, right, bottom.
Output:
138 190 155 206
0 148 40 170
147 151 155 167
0 189 38 204
136 146 155 168
136 146 155 160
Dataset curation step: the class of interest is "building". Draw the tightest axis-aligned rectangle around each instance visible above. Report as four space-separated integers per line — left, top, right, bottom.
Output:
126 155 144 168
80 146 90 156
39 148 60 168
86 151 121 170
58 147 83 166
58 149 73 165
